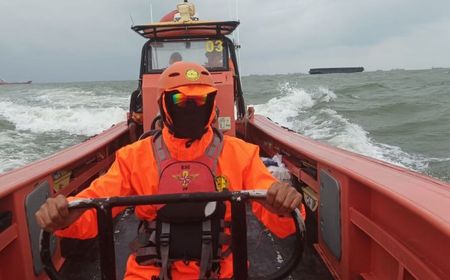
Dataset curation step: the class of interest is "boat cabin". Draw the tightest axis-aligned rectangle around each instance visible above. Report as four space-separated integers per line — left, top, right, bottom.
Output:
132 19 245 136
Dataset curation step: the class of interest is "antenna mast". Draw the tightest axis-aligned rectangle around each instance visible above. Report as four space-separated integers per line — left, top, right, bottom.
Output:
150 0 154 22
235 0 241 67
129 14 135 26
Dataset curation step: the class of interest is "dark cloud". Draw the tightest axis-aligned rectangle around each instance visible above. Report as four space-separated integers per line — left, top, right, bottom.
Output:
1 0 449 82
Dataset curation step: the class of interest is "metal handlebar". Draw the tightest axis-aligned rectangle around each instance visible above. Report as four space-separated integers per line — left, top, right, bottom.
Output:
40 190 305 280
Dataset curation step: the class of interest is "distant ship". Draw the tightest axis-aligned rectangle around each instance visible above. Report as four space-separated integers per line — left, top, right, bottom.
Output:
309 67 364 74
0 78 32 85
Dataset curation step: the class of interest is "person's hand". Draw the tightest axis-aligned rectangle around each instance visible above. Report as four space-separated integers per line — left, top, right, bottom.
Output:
264 182 303 216
35 195 85 232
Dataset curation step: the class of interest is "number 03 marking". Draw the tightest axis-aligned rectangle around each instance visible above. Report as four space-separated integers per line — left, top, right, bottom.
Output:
206 40 223 52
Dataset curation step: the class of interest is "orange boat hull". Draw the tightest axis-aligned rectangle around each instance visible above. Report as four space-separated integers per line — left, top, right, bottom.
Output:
1 5 449 279
237 113 450 279
1 101 449 280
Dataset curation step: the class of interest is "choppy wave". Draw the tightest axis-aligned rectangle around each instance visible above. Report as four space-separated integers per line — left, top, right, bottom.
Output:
1 71 449 181
0 85 130 173
252 82 439 172
31 87 129 108
336 83 389 94
0 130 31 171
0 101 126 136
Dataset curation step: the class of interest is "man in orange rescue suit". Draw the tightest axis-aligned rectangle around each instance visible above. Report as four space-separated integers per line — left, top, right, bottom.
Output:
35 62 303 280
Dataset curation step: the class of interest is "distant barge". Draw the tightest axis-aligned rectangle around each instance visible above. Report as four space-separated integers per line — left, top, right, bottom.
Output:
0 80 32 85
309 67 364 74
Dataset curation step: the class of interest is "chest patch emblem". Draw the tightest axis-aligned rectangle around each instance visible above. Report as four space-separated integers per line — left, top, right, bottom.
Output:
172 170 199 190
215 175 229 192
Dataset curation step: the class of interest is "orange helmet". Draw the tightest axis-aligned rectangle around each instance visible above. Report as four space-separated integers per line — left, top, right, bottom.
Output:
157 61 216 96
158 62 218 140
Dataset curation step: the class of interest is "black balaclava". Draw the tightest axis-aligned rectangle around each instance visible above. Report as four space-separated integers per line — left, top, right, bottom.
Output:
163 91 216 142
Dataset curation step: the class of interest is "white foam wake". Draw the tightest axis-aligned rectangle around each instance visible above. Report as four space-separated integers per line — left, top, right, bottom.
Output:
251 83 431 171
0 101 126 136
253 83 336 127
31 88 129 108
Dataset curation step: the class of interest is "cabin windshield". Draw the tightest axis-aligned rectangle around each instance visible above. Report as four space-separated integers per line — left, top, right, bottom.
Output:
147 39 228 72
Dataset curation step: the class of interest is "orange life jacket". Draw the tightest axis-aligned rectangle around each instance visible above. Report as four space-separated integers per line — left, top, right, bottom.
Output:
133 131 227 279
56 127 298 279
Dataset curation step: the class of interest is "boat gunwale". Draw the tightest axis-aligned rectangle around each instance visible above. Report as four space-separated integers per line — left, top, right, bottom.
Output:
250 114 450 232
0 122 129 197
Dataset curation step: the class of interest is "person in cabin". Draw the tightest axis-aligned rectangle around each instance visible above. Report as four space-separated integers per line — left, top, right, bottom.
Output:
35 62 303 280
169 52 183 65
128 86 144 141
205 49 223 68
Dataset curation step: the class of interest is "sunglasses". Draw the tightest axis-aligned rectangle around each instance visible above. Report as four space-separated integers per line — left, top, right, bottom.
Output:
169 91 215 107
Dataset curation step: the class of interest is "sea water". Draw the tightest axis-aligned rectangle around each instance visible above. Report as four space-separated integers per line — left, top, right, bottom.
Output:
1 69 449 182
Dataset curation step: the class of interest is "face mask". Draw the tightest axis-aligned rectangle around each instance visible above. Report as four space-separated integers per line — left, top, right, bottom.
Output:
164 92 215 140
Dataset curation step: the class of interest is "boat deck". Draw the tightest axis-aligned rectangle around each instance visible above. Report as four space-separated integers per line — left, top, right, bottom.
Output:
59 207 332 279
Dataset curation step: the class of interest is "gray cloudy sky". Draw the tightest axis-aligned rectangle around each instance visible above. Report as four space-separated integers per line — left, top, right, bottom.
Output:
1 0 449 82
